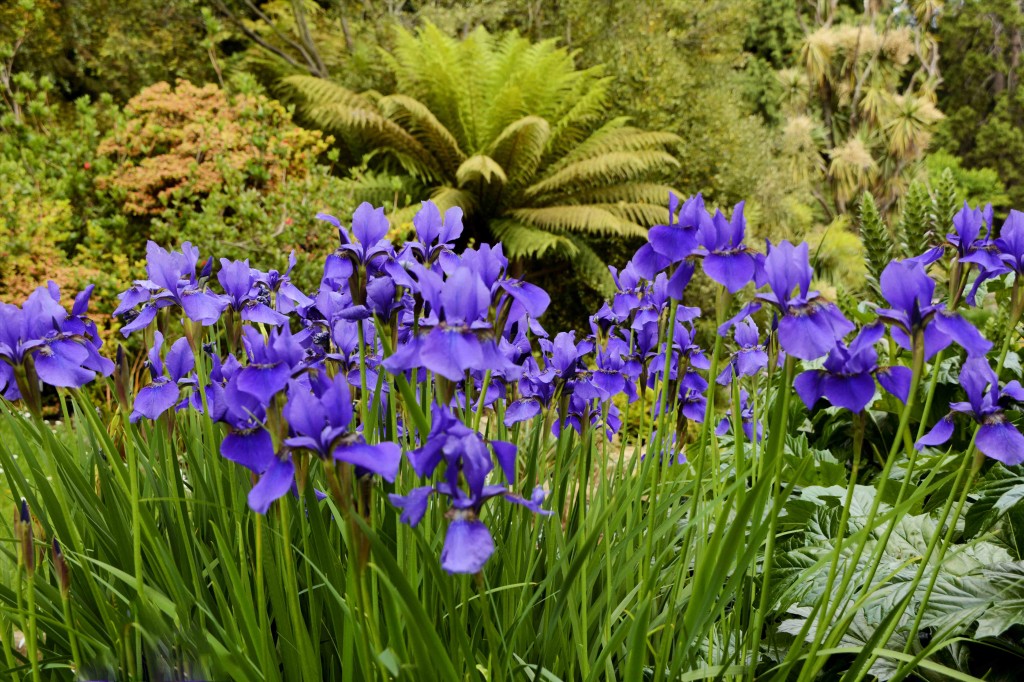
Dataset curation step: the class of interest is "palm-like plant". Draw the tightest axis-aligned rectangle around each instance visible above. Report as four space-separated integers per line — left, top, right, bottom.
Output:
277 23 680 290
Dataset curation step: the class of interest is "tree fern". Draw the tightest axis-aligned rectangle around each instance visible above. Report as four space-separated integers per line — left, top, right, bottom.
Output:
275 22 679 294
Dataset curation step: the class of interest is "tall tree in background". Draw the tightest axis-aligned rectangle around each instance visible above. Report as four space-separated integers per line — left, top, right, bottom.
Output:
937 0 1024 207
777 0 943 216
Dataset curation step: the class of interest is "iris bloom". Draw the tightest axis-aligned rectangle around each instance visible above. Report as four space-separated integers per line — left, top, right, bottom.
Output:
283 373 400 480
875 259 991 360
756 240 853 361
915 358 1024 465
390 483 550 574
114 241 227 335
793 323 910 413
716 317 768 385
130 332 195 422
696 202 757 293
218 258 288 325
0 284 112 397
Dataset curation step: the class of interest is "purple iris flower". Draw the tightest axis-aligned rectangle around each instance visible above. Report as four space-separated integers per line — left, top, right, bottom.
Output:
949 202 1005 272
390 482 550 574
217 377 276 476
996 210 1024 276
383 265 510 382
592 337 641 402
755 240 854 361
716 317 768 385
504 356 556 426
875 259 992 360
408 404 516 498
543 331 601 401
696 202 757 293
409 201 463 263
235 326 307 405
948 202 1009 305
552 392 623 439
218 258 288 325
793 323 910 413
255 252 315 315
114 242 228 336
283 373 401 480
715 389 762 442
639 192 705 275
915 357 1024 465
130 332 195 422
0 284 113 396
319 202 393 269
647 322 710 386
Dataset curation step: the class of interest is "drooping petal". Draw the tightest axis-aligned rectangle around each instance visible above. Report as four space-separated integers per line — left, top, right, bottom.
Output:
490 440 517 484
388 486 435 527
931 311 993 357
793 370 825 410
441 518 495 574
165 337 195 383
130 381 180 422
33 342 94 388
777 311 839 361
420 328 482 381
334 441 401 482
702 252 754 293
915 417 955 450
504 399 541 426
221 429 276 473
821 372 877 413
248 457 295 514
977 422 1024 466
876 365 912 403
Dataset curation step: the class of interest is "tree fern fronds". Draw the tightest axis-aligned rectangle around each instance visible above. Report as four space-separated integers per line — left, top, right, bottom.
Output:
509 206 647 238
570 183 679 207
564 235 616 296
525 151 679 200
378 95 466 177
278 75 373 109
490 219 577 258
456 155 508 187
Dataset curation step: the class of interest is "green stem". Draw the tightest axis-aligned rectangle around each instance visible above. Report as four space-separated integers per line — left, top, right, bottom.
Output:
748 355 795 673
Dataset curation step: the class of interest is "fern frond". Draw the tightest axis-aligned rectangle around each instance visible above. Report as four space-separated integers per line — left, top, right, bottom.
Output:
487 116 550 196
305 103 445 180
896 181 932 258
593 202 666 227
378 94 466 177
429 186 479 215
490 219 578 258
564 235 616 296
509 206 647 238
570 183 679 207
456 155 508 187
278 75 374 109
525 151 680 200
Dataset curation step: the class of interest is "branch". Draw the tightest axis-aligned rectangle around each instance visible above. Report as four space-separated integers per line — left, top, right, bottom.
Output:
211 0 325 77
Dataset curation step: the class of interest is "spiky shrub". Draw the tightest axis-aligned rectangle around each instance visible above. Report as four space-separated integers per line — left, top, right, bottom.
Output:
897 180 933 257
277 23 680 291
857 192 890 295
932 167 963 242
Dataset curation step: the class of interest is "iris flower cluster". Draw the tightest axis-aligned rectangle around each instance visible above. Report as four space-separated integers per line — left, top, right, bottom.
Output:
7 190 1024 574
